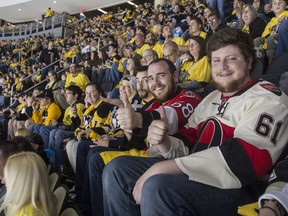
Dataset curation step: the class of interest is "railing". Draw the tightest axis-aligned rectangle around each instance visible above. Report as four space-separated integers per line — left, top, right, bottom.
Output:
7 13 134 105
10 59 62 105
0 12 77 39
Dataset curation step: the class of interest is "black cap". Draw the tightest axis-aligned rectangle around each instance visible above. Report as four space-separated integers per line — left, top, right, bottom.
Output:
25 133 44 146
37 90 54 100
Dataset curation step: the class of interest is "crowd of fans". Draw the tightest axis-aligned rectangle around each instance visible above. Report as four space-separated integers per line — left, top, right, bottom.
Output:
0 0 288 215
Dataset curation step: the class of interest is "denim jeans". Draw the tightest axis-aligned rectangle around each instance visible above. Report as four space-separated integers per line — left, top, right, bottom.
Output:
29 124 44 138
74 142 116 215
88 147 122 216
103 156 261 216
103 156 164 216
39 126 57 147
209 0 225 20
49 129 74 170
276 20 288 58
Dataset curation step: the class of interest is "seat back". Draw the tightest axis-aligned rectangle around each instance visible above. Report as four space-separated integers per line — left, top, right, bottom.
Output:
53 184 69 216
265 52 288 75
49 172 60 192
250 59 264 78
60 205 83 216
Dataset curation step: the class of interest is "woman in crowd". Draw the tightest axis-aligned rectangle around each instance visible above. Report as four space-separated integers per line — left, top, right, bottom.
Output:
252 0 274 22
84 51 102 81
45 70 59 91
239 4 266 39
28 90 62 139
178 35 211 89
0 152 56 216
65 82 114 172
108 56 141 99
7 93 28 140
202 7 216 33
123 57 141 77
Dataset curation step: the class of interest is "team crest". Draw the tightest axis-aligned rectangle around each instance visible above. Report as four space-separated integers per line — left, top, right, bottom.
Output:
260 83 282 96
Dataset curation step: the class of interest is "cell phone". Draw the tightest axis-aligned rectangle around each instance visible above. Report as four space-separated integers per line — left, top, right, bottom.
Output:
71 102 76 109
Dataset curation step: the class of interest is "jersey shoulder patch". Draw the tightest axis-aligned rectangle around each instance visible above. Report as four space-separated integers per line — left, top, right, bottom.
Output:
260 83 282 96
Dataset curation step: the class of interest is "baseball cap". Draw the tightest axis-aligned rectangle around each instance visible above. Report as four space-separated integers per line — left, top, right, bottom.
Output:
122 76 137 89
25 133 44 146
37 90 54 100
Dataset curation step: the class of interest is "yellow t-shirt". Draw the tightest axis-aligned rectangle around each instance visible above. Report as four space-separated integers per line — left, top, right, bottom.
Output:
179 56 212 84
62 102 85 126
32 102 62 126
135 44 150 56
65 72 90 92
100 149 147 165
261 10 288 38
8 203 46 216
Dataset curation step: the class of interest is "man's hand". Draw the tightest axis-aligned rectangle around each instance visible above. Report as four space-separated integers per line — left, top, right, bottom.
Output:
70 104 77 117
76 128 91 141
147 106 169 145
49 119 58 126
32 100 40 112
147 106 171 153
259 200 285 216
94 134 117 147
116 91 142 132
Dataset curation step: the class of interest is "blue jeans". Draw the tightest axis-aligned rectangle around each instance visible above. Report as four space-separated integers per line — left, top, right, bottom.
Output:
103 156 262 216
39 126 57 147
103 156 164 216
0 96 9 108
75 141 117 215
209 0 225 20
29 124 44 136
276 20 288 57
88 147 122 216
49 129 74 170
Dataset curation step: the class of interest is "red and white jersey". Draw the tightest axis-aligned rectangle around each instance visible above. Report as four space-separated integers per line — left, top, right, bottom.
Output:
141 87 202 135
170 79 288 189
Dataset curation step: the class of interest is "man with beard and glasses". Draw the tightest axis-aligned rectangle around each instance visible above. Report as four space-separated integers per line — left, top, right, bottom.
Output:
102 28 288 216
75 60 202 216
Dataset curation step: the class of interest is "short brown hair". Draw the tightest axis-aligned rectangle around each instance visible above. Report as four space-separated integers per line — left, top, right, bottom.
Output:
207 28 256 71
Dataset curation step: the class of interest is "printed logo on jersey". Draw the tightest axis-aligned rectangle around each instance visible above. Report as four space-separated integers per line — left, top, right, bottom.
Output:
192 117 224 152
192 117 235 153
70 81 77 86
260 83 282 96
183 91 196 99
84 114 93 128
111 106 121 130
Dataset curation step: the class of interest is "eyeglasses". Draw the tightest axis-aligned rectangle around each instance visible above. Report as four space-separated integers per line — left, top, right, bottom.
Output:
208 18 217 25
189 42 199 47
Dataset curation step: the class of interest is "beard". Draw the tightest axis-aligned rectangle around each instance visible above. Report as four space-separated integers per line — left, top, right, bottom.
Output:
151 81 176 103
137 88 149 99
213 77 247 93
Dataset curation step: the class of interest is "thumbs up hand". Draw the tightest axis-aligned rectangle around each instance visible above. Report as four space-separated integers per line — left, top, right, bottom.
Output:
116 91 139 132
147 106 170 147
